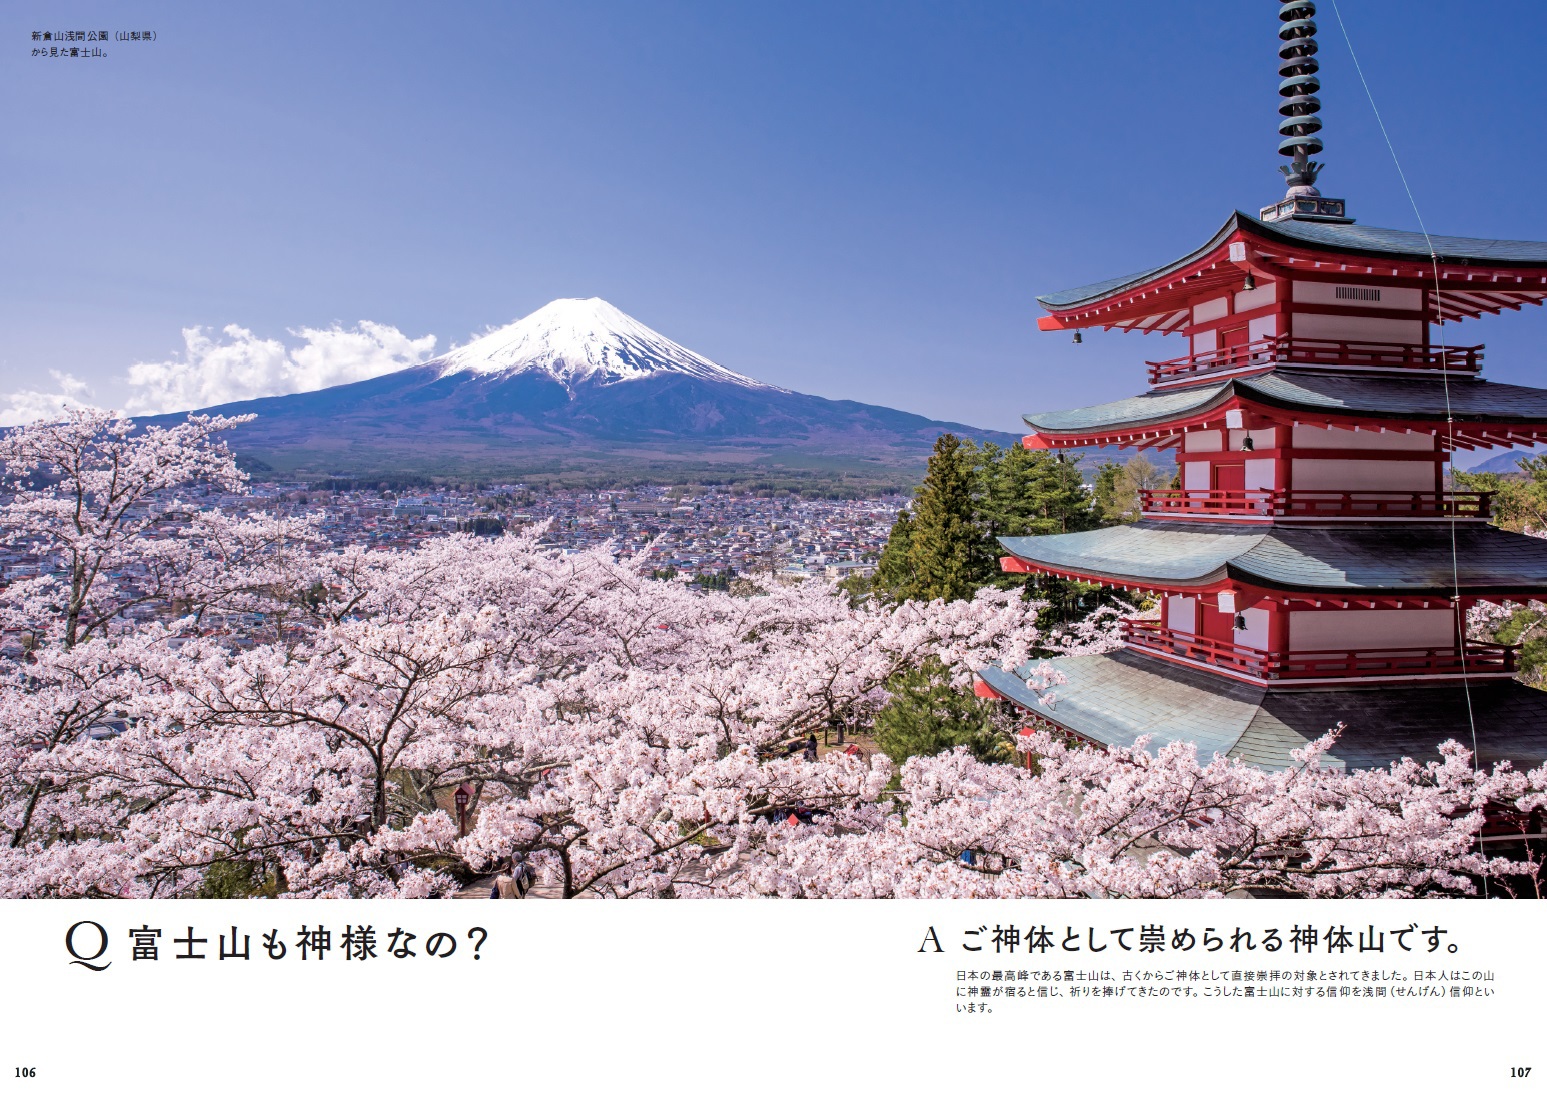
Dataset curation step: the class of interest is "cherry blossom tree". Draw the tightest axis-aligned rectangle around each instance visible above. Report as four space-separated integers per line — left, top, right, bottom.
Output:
0 409 252 648
2 410 1542 899
2 533 1050 897
718 729 1544 899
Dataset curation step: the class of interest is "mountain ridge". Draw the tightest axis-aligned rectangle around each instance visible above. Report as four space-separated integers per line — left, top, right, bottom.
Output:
142 298 1025 488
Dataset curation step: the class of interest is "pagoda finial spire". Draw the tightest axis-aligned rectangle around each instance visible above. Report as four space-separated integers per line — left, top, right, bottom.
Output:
1261 0 1352 223
1276 0 1323 191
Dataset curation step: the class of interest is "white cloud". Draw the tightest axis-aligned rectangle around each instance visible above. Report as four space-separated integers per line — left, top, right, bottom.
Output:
123 321 436 415
0 370 99 427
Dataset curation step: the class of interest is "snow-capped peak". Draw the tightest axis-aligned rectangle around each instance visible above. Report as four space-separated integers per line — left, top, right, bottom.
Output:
429 298 781 392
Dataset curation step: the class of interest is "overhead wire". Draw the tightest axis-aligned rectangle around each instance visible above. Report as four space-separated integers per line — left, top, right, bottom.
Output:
1326 0 1488 892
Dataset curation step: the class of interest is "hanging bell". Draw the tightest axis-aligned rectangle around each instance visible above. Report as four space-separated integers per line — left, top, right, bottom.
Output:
1072 331 1083 344
1243 272 1257 291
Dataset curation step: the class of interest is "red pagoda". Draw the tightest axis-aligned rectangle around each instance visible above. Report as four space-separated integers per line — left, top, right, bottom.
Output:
976 1 1547 771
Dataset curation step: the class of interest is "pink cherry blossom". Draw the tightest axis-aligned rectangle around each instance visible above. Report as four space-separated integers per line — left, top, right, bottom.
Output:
1 410 1540 898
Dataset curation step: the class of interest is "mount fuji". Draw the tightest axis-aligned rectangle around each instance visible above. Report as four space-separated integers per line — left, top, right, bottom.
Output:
432 297 781 393
152 298 1022 486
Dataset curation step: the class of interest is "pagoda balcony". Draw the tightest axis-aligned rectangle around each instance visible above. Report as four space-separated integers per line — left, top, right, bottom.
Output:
1123 620 1518 682
1139 489 1493 520
1146 336 1484 387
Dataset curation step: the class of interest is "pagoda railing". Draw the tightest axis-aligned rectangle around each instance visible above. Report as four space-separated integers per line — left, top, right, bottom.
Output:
1140 489 1492 520
1123 620 1517 680
1147 336 1484 386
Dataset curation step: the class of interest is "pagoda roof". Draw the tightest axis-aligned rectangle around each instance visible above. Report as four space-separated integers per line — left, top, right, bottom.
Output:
1037 211 1547 329
997 521 1547 596
978 649 1547 771
1023 369 1547 447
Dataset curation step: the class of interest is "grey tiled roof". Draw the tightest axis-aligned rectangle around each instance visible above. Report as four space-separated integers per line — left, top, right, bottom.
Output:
1036 211 1547 310
1024 383 1229 434
982 650 1261 760
999 522 1547 594
1242 526 1547 593
999 523 1265 585
1256 214 1547 267
1024 371 1547 436
981 649 1547 771
1244 372 1547 422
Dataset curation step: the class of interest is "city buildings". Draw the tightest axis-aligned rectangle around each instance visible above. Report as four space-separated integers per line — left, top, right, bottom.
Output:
0 481 891 656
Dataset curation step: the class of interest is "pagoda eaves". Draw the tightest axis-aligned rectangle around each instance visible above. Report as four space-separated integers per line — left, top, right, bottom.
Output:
1022 371 1547 452
979 653 1547 773
1037 211 1547 334
998 522 1547 599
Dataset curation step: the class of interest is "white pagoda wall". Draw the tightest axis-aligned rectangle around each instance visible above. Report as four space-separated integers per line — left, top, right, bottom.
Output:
1164 594 1197 634
1248 314 1278 342
1288 608 1454 651
1236 606 1270 651
1291 312 1426 344
1287 424 1439 492
1291 459 1436 491
1235 283 1277 312
1244 458 1276 491
1193 297 1230 324
1289 281 1425 346
1291 282 1423 310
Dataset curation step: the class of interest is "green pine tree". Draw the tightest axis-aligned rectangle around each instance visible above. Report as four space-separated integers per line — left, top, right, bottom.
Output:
978 443 1097 539
982 450 1141 631
874 508 916 600
873 658 1012 778
1091 460 1129 524
907 433 988 601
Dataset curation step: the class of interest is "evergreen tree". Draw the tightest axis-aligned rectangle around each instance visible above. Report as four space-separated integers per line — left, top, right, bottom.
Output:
978 443 1097 538
979 450 1139 631
906 434 987 601
1091 461 1126 524
876 439 1105 604
873 658 1011 777
874 508 916 600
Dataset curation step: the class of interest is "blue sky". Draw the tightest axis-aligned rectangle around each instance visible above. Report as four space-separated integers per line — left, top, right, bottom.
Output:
4 1 1547 447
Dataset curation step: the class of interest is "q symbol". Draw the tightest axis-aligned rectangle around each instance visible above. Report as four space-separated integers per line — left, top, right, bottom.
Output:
66 920 111 971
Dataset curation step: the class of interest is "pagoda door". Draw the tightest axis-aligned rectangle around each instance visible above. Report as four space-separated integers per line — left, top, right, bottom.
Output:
1221 323 1249 363
1213 463 1245 494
